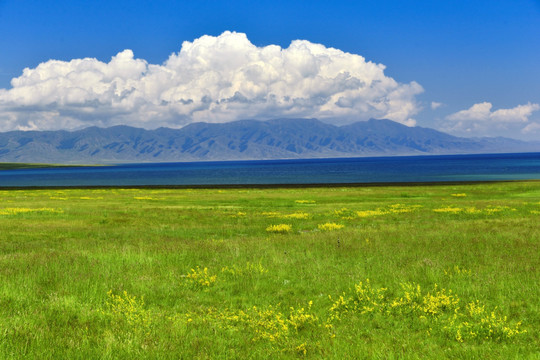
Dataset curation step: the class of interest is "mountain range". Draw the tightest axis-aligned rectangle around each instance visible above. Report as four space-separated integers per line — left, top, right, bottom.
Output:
0 118 538 164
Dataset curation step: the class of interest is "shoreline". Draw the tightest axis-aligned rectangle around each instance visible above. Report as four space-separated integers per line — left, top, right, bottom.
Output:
0 179 538 190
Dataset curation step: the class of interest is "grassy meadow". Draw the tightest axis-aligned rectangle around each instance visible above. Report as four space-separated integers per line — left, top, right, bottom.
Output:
0 182 539 358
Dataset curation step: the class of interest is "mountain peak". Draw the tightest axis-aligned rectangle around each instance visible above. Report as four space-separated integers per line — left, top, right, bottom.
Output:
0 118 536 164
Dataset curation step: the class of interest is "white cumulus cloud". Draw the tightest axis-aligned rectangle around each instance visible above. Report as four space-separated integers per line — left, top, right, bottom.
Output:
447 102 539 123
443 102 540 138
521 122 540 135
0 31 423 131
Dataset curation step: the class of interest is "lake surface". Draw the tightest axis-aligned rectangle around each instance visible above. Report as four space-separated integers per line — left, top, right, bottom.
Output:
1 152 540 187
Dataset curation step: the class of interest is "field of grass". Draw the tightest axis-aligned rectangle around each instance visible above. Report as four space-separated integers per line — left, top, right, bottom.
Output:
0 182 539 358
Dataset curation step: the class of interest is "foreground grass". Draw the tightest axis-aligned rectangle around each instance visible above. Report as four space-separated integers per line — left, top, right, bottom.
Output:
0 182 539 358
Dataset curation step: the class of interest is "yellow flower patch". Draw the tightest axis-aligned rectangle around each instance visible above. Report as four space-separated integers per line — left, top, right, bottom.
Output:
433 207 463 213
261 211 281 217
484 205 515 214
318 223 344 231
266 224 292 233
357 209 388 217
183 266 217 288
176 301 319 347
388 204 422 213
444 265 472 277
283 212 309 219
328 280 526 343
262 212 309 219
102 290 151 334
0 207 63 215
334 207 356 219
355 204 422 218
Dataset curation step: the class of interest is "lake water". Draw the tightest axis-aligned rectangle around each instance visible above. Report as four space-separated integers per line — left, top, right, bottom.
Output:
1 152 540 187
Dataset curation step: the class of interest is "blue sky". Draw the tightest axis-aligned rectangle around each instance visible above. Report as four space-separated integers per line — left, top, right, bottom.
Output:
0 0 539 139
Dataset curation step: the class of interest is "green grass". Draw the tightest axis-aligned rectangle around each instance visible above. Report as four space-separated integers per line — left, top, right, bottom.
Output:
0 182 539 359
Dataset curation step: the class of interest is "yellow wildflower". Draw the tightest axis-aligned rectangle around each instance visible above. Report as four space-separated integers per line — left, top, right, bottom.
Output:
318 223 344 231
266 224 292 233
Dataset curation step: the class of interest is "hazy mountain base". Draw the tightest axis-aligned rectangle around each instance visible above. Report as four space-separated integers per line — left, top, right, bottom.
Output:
0 118 538 164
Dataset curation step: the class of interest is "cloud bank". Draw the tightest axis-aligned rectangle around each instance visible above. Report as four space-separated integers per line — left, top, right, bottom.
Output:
444 102 540 137
447 102 539 123
0 31 423 131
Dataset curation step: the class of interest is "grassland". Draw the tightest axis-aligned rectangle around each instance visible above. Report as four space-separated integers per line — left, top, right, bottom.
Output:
0 182 539 359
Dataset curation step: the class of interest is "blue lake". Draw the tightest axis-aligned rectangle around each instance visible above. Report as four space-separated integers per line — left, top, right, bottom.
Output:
1 152 540 187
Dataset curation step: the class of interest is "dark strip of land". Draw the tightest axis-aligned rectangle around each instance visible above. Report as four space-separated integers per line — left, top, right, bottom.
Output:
0 179 538 191
0 163 95 170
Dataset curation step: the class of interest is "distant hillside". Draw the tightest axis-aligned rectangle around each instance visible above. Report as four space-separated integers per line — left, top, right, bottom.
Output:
0 118 538 164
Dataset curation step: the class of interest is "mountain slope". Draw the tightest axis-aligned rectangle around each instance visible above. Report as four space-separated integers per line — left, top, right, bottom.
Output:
0 118 537 164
